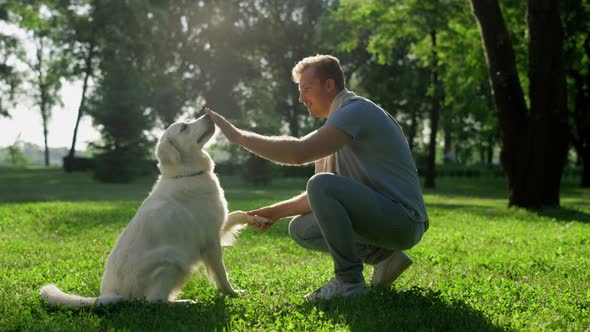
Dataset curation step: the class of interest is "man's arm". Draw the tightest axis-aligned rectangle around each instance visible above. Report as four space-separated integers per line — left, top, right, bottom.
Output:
237 126 350 165
204 108 351 165
246 192 310 231
248 191 310 222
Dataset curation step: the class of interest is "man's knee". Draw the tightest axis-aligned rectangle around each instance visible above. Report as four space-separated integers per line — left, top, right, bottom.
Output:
306 173 336 198
288 214 327 252
288 215 306 244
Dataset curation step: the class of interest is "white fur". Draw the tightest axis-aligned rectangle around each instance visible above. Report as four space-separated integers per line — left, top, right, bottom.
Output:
40 115 252 308
222 210 271 245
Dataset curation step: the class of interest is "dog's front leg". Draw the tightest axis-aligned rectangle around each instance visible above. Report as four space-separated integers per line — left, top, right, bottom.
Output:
203 242 243 297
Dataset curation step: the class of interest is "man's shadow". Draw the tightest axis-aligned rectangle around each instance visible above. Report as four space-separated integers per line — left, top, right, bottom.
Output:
296 286 509 331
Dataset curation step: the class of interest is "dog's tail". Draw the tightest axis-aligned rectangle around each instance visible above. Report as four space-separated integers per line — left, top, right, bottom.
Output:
40 284 124 309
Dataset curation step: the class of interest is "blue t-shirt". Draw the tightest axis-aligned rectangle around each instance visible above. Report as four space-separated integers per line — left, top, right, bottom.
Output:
322 91 428 223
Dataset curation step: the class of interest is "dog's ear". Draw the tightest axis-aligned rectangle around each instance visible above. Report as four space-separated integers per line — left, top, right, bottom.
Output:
156 138 181 165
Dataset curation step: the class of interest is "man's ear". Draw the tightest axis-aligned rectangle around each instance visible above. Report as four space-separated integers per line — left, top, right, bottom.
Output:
156 138 181 164
325 78 336 92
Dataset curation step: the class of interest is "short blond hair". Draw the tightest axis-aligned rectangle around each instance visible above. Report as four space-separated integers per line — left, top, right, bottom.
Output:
291 54 345 91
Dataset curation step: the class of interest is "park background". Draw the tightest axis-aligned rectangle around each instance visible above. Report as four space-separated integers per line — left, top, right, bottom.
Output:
0 0 589 331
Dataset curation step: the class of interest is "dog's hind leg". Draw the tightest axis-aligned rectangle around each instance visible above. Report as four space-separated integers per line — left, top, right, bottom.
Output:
144 263 189 303
203 242 240 296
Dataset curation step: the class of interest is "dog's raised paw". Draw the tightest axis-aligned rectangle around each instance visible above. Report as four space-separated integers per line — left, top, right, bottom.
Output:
246 214 271 226
226 210 271 226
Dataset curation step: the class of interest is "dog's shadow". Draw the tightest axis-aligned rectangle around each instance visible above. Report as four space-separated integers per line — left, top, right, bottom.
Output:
90 297 232 331
294 286 509 331
41 287 509 330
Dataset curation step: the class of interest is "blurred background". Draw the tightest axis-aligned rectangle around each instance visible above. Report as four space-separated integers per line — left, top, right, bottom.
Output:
0 1 587 200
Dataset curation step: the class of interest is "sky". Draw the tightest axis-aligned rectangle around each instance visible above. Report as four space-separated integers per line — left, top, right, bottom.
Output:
0 19 100 150
0 80 101 150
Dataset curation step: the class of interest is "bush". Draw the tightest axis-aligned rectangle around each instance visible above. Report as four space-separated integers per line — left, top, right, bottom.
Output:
281 165 314 177
419 164 505 178
62 156 96 172
2 143 28 167
214 162 240 175
241 155 276 186
93 147 156 183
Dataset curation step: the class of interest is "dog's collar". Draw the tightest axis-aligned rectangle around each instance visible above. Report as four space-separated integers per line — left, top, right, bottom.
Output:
172 170 205 179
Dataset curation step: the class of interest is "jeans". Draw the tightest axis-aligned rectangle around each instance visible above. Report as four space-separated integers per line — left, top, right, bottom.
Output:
289 173 427 283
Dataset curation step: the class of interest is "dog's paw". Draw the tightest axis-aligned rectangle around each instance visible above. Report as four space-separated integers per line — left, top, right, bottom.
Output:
247 215 271 226
226 210 271 227
226 210 249 226
224 289 246 297
169 299 197 306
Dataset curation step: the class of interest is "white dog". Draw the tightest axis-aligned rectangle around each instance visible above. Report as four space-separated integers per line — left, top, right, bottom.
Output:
40 113 269 308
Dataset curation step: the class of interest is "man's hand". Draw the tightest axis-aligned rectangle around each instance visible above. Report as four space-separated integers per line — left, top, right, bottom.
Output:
203 107 242 144
247 206 281 232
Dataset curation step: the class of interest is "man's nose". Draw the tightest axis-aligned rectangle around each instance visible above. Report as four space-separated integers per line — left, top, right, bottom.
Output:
298 92 304 104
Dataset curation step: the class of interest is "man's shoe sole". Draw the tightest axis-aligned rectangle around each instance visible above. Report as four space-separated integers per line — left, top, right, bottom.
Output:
371 255 413 288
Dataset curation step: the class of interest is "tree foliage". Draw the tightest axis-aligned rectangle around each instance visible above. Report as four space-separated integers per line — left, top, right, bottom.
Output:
0 4 22 119
6 0 69 166
2 0 587 202
324 0 494 186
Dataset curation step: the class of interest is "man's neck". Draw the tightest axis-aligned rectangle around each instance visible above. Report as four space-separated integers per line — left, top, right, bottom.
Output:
328 88 356 115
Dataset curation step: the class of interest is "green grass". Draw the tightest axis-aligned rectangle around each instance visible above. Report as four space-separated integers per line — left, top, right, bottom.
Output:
1 167 589 331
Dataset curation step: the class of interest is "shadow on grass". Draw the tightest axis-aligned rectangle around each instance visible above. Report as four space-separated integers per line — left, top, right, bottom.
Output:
44 298 232 331
422 177 509 200
428 202 590 223
533 207 590 223
0 167 303 204
298 287 509 331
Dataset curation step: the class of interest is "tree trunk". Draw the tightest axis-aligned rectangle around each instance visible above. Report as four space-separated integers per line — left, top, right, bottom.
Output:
67 43 95 161
408 107 417 151
443 127 452 163
516 0 569 207
425 29 440 188
470 0 568 208
41 101 49 167
486 138 494 165
37 38 50 167
582 37 590 187
570 71 590 187
569 37 590 187
582 147 590 187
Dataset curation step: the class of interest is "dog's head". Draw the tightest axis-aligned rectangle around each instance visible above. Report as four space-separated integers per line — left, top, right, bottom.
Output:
156 113 215 175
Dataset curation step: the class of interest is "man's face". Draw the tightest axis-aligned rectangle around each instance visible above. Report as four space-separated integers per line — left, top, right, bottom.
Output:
298 67 335 118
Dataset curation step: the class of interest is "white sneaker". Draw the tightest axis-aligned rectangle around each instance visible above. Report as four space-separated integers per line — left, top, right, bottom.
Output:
304 277 368 301
371 251 413 288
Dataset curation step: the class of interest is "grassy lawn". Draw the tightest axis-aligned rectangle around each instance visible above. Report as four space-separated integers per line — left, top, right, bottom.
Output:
0 167 589 331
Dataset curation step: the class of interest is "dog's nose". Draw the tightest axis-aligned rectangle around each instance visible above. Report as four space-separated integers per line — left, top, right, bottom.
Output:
195 106 209 118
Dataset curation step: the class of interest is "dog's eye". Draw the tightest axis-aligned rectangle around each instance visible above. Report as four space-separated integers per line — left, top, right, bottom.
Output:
180 124 188 132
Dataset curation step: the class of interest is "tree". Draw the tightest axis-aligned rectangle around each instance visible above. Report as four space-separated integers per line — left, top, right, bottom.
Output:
244 0 327 138
471 0 569 208
8 1 68 166
55 0 98 164
562 0 590 187
438 7 498 165
0 4 23 119
327 0 467 188
86 1 157 182
0 33 22 118
2 137 28 167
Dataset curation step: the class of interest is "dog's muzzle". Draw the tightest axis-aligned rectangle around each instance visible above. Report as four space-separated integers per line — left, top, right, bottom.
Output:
197 117 215 144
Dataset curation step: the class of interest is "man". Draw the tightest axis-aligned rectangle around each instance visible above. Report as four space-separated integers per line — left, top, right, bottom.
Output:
204 54 428 301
